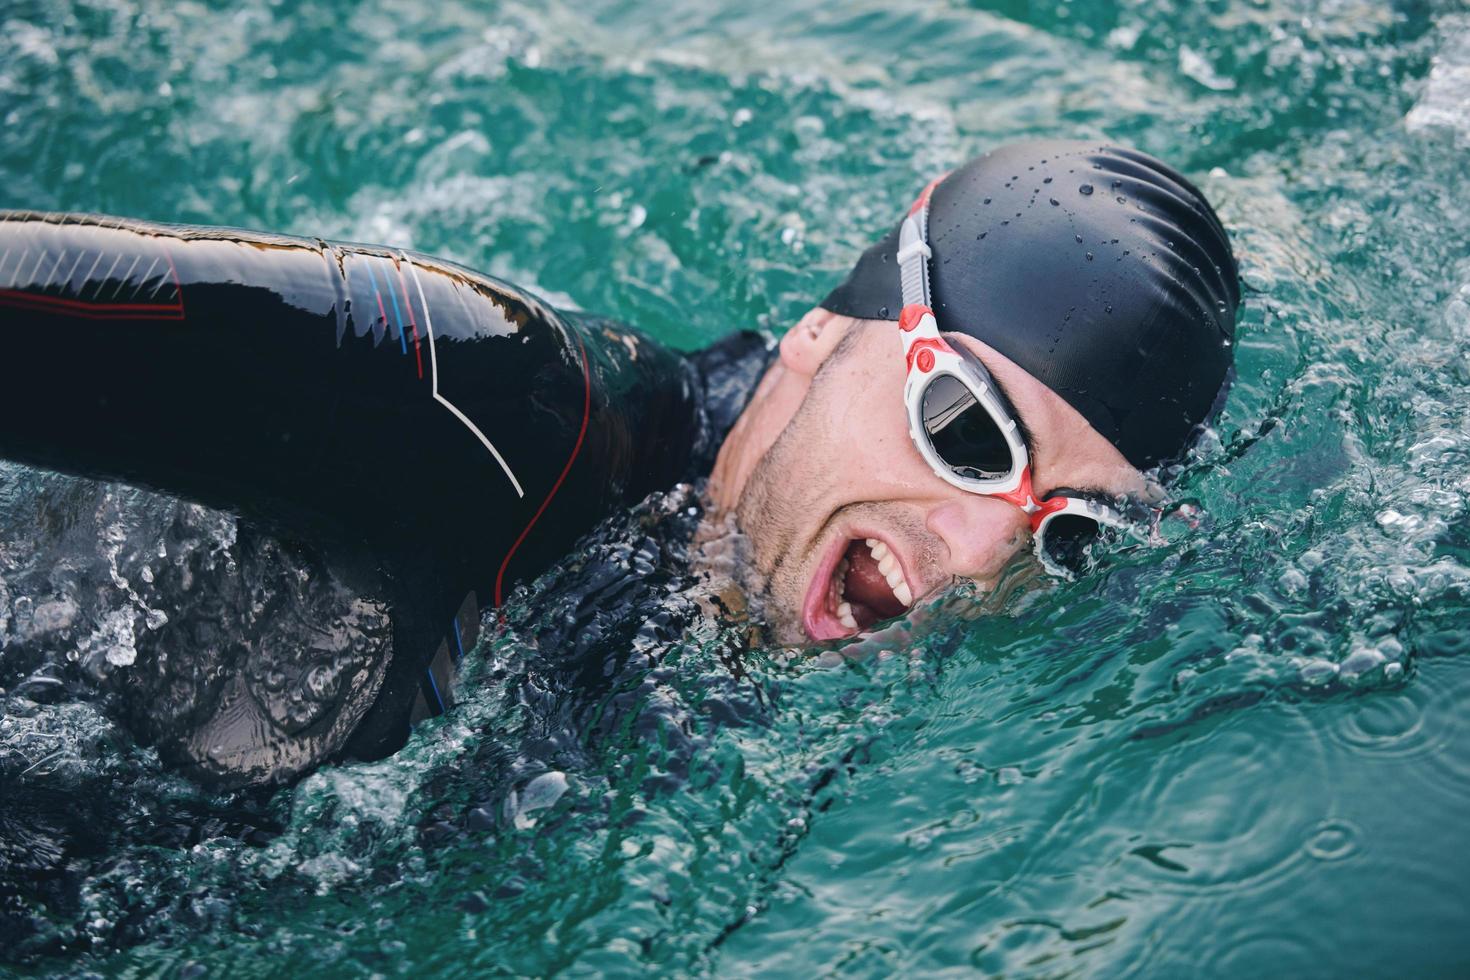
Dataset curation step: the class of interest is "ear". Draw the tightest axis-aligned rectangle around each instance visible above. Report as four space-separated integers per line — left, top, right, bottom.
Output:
779 307 852 378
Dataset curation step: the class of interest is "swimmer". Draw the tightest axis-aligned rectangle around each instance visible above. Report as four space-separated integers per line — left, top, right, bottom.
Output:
713 140 1237 643
0 139 1237 785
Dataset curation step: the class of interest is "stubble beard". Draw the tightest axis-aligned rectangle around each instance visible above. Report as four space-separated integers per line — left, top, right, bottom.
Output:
727 326 874 644
730 417 813 643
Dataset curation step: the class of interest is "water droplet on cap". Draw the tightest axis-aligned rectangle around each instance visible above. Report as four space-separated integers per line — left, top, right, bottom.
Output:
1079 184 1094 195
1049 198 1059 206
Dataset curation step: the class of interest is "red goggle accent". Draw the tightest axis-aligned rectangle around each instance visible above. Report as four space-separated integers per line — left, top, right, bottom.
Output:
905 337 954 375
899 303 931 332
992 467 1069 532
907 174 946 215
901 305 954 374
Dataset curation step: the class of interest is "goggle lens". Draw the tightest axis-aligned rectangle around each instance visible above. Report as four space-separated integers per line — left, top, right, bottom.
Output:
1038 513 1104 574
920 374 1014 480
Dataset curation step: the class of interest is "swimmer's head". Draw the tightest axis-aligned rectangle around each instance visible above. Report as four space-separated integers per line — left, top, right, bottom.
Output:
710 139 1240 644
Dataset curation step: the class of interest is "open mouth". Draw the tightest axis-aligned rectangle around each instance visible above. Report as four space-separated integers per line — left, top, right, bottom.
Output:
804 535 915 641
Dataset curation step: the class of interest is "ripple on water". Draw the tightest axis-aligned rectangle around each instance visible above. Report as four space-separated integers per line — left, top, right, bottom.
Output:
1336 692 1437 758
1332 660 1470 800
1340 664 1464 764
1112 708 1326 897
1206 924 1338 980
1302 818 1360 862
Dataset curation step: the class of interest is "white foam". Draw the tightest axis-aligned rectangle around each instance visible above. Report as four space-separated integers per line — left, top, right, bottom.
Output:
1406 14 1470 145
1178 45 1236 91
505 771 570 829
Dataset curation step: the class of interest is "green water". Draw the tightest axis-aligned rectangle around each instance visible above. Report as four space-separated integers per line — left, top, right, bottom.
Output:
3 0 1470 974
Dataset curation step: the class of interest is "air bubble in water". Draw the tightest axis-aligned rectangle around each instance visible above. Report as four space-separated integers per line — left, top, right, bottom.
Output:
1298 659 1339 685
1340 642 1394 682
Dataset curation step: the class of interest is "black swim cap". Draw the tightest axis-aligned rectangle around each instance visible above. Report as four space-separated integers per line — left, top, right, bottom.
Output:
822 140 1240 471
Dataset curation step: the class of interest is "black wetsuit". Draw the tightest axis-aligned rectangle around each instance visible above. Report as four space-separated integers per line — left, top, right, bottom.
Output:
0 211 771 785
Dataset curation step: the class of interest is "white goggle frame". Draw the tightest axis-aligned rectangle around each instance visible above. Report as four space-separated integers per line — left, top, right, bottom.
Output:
895 175 1128 575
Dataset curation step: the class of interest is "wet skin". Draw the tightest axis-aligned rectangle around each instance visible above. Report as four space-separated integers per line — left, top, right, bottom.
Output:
709 308 1149 645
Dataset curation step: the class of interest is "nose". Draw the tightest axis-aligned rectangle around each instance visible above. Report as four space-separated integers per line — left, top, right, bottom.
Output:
925 494 1030 579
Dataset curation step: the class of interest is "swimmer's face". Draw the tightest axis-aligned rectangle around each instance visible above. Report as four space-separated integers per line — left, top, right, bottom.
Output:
717 310 1148 645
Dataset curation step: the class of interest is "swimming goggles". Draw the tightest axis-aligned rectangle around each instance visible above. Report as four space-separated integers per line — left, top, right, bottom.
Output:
894 176 1128 576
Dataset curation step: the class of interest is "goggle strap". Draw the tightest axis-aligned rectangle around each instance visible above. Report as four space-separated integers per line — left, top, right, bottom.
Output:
897 192 933 309
896 237 930 306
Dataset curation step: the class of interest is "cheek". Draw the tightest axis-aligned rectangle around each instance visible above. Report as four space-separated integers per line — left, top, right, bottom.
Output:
826 360 911 446
791 330 924 496
814 392 913 492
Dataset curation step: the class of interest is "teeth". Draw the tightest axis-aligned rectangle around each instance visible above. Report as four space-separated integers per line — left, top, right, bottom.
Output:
831 557 851 626
865 537 913 610
831 558 848 601
882 564 907 603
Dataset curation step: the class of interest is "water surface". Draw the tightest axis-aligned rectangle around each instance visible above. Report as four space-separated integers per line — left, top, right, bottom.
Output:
2 0 1469 974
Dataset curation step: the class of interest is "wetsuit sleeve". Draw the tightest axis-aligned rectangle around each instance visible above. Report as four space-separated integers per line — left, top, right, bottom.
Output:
0 210 706 775
0 212 549 564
